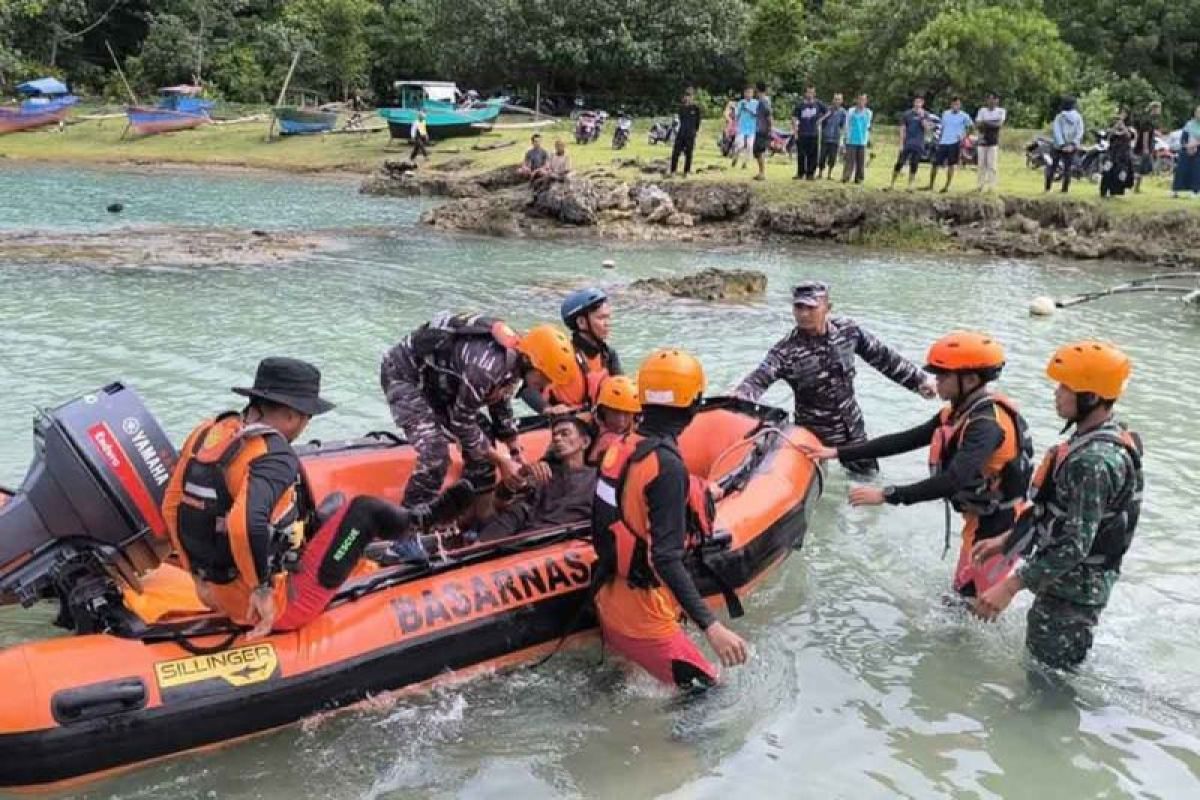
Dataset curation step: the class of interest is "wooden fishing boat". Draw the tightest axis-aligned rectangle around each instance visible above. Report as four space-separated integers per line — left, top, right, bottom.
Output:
0 78 78 135
126 86 212 137
273 105 338 135
0 384 821 789
378 80 503 139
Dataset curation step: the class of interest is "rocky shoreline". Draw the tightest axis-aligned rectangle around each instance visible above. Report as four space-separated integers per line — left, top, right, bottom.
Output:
0 226 332 267
360 160 1200 266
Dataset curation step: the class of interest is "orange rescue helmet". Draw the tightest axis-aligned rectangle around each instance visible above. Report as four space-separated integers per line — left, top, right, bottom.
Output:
925 331 1006 377
637 348 706 408
596 375 641 413
518 324 577 388
1046 340 1131 400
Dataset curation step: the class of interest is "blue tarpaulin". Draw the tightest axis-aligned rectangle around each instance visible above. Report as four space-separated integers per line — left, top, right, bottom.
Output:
16 78 69 97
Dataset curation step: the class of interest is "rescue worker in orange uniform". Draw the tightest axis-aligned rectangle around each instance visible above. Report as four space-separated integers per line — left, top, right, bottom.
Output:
588 374 640 464
805 332 1033 598
593 349 748 688
163 358 465 639
521 288 622 413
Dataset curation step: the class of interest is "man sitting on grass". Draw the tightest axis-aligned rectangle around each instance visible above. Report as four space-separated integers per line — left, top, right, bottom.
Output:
518 133 550 180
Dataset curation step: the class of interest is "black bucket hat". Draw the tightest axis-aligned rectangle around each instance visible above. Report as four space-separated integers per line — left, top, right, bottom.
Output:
792 281 830 307
232 357 335 416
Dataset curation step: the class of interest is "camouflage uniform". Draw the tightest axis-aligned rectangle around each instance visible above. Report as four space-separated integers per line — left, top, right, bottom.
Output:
380 326 520 507
1017 419 1137 669
734 316 928 474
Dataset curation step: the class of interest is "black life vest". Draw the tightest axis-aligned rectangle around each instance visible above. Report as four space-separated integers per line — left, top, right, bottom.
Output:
1025 424 1144 572
406 312 523 404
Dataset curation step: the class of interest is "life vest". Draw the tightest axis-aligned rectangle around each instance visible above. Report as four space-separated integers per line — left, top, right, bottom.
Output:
546 352 608 408
1023 424 1143 571
592 433 715 590
928 391 1033 518
405 313 524 404
162 413 303 588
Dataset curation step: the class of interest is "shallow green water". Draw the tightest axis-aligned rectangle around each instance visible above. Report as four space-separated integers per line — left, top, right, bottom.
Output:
1 165 1198 799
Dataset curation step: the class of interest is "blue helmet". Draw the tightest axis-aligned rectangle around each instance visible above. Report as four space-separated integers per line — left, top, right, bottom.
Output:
560 288 608 329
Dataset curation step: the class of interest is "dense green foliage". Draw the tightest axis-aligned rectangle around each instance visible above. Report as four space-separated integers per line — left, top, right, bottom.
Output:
1 0 1197 122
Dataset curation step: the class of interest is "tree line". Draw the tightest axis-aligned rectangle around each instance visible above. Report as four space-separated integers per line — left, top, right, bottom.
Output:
2 0 1197 125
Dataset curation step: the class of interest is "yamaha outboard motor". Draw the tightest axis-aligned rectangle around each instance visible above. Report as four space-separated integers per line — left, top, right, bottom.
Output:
0 383 177 632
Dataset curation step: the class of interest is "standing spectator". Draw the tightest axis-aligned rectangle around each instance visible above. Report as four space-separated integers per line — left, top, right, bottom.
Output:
671 88 702 177
1046 96 1085 193
974 92 1006 192
1172 105 1200 198
753 81 774 182
889 96 930 191
818 93 847 180
518 133 549 179
925 97 972 193
1100 109 1133 198
409 110 431 161
731 86 759 170
1133 101 1163 193
792 86 826 180
721 91 738 157
842 94 872 184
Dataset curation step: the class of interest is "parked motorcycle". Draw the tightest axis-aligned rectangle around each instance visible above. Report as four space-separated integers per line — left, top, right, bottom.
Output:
612 113 632 149
768 128 796 157
1025 130 1108 183
575 111 598 145
648 116 679 145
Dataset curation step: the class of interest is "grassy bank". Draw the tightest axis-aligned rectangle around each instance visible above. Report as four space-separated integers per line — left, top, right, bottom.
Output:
3 112 1195 217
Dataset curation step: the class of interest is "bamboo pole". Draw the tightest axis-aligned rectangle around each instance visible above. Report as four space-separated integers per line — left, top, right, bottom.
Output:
267 49 303 141
105 40 138 105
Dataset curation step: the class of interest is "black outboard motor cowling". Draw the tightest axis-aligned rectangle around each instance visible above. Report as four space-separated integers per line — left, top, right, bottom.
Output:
0 383 177 623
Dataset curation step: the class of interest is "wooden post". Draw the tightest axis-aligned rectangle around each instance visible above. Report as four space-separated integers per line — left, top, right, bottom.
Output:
267 49 302 141
105 40 138 105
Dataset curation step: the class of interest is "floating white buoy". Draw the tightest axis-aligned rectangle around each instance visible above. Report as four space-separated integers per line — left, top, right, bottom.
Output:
602 258 616 269
1029 295 1056 316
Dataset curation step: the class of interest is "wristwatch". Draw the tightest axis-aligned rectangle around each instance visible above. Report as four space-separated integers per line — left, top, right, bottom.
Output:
882 485 899 504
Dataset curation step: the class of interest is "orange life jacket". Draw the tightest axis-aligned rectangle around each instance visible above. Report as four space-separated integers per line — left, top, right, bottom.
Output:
546 348 609 409
161 413 303 609
592 433 715 588
928 391 1033 518
1017 424 1143 571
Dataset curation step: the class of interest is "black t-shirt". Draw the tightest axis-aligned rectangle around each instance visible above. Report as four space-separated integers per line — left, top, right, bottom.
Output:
678 104 702 138
901 109 928 149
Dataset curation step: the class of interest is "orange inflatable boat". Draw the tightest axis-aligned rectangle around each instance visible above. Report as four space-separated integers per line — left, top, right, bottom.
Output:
0 384 821 789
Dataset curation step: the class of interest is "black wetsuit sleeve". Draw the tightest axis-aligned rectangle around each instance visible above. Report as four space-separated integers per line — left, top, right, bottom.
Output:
244 451 300 584
647 450 717 630
890 417 1005 505
837 414 940 462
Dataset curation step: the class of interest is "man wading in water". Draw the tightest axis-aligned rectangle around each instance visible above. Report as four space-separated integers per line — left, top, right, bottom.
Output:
972 341 1143 671
734 282 935 476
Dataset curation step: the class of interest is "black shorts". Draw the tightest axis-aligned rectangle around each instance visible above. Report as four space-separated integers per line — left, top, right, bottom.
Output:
934 143 961 166
753 133 769 156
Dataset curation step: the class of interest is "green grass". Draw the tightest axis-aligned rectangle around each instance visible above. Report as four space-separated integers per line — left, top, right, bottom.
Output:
2 112 1194 217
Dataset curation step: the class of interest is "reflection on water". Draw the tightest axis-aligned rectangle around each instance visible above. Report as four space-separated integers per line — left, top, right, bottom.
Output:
1 166 1198 799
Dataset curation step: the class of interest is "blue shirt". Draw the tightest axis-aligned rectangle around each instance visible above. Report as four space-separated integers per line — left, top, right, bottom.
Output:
901 109 928 150
846 107 872 146
736 99 759 136
821 107 847 142
939 109 972 145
